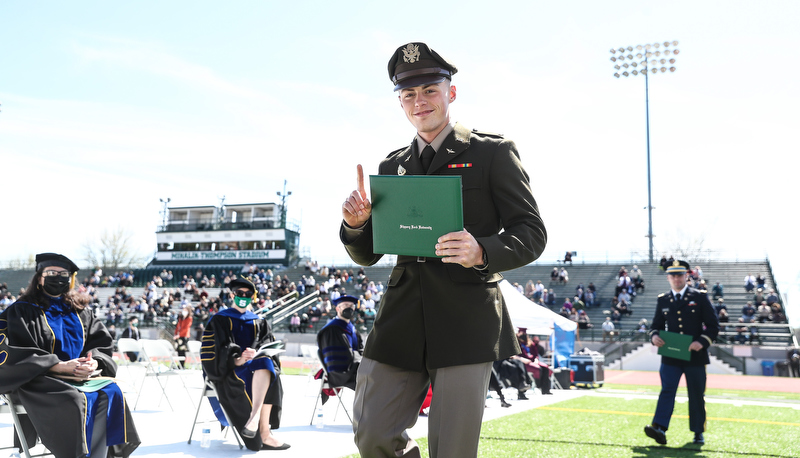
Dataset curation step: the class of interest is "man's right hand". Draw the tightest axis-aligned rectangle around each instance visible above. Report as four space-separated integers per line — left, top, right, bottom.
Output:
651 335 665 347
342 164 372 228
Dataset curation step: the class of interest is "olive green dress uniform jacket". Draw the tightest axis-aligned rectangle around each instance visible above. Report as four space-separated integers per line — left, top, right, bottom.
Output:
649 287 719 366
340 123 547 372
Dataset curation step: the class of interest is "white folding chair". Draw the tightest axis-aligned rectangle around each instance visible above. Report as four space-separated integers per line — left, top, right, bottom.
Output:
187 379 243 450
0 394 52 458
300 344 320 382
136 339 193 411
115 338 147 397
186 340 202 370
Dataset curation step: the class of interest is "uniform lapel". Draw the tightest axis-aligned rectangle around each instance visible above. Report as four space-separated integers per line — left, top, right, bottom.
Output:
394 142 423 176
428 123 471 173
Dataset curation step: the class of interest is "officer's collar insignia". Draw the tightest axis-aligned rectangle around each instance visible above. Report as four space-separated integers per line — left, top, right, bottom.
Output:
398 164 406 175
402 44 420 63
447 148 455 154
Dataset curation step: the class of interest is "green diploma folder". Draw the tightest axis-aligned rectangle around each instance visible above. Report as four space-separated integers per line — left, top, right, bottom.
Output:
369 175 463 258
657 331 693 361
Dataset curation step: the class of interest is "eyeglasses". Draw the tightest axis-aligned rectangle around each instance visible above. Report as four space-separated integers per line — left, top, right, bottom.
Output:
233 290 253 298
42 270 71 278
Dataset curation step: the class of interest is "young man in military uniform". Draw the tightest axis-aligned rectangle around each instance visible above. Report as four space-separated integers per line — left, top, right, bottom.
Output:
340 42 547 458
645 260 719 446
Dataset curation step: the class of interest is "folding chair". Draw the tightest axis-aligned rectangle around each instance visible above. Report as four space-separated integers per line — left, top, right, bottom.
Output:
136 339 193 411
0 394 52 458
300 344 320 381
187 379 243 450
310 351 353 425
114 338 147 398
186 340 202 370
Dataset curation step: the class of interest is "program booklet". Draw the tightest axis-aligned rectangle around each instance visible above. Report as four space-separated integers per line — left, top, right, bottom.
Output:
657 331 693 361
255 341 285 358
369 175 463 258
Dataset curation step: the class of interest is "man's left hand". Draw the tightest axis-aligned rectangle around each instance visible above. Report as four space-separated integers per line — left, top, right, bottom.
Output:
436 230 484 268
689 341 703 351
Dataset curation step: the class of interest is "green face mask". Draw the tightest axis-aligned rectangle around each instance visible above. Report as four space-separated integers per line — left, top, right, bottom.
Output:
234 296 252 309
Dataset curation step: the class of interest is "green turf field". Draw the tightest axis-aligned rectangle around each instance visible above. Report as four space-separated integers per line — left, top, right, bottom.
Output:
341 394 800 457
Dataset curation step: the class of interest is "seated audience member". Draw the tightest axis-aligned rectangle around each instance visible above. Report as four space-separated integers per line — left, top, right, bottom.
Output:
545 289 557 307
559 267 569 284
121 316 141 362
659 255 669 271
572 295 586 311
741 302 757 323
564 251 573 265
515 328 552 394
487 367 512 407
711 282 724 300
753 289 765 306
743 273 756 292
788 347 800 378
577 310 592 330
635 319 649 340
755 273 766 290
771 304 787 323
550 267 560 282
0 253 140 458
602 317 615 342
717 308 729 331
610 309 622 324
317 295 363 390
617 289 632 304
757 302 772 323
492 357 533 400
614 300 632 316
713 298 727 317
766 289 779 306
201 277 289 451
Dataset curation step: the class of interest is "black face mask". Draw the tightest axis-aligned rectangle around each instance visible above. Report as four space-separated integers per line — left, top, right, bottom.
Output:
340 308 355 320
42 276 70 297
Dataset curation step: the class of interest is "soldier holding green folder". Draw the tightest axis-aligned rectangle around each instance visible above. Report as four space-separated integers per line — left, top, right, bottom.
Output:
645 260 719 446
340 42 546 458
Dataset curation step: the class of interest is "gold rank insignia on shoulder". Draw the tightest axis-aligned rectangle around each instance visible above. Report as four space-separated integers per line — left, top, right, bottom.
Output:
402 44 420 63
658 293 666 297
398 164 406 175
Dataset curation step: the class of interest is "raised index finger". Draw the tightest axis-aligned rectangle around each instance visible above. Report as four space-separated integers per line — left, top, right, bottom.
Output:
357 164 366 200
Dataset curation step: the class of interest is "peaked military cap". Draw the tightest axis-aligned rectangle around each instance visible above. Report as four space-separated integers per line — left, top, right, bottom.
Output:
388 42 458 91
35 252 79 273
665 259 690 275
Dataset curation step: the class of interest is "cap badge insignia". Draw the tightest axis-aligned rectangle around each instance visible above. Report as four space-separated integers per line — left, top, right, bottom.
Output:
398 165 406 175
446 148 455 154
672 260 680 267
403 44 420 63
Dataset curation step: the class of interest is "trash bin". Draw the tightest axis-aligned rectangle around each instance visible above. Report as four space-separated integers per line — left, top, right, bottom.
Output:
761 360 775 376
776 361 790 377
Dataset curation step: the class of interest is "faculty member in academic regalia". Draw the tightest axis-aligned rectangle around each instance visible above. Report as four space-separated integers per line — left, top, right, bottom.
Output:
201 277 289 451
0 253 139 458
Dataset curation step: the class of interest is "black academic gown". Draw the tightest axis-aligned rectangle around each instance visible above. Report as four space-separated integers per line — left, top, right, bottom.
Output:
317 318 363 390
0 300 140 458
201 308 283 451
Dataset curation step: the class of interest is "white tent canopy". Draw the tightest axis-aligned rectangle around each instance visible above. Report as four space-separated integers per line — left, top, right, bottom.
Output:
500 280 578 335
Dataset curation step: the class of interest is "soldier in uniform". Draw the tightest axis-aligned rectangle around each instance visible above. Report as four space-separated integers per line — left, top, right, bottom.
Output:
340 42 547 458
645 260 719 446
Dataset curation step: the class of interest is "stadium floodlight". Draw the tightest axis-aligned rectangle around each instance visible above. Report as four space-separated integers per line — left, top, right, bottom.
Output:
609 40 680 263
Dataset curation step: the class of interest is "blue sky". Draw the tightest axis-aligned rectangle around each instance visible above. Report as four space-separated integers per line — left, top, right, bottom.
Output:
1 1 798 321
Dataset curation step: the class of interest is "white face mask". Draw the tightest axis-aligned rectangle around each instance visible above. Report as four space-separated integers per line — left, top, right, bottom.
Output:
181 311 188 317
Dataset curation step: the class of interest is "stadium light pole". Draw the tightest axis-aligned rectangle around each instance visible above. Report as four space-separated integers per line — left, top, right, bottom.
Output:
610 40 679 263
159 197 171 229
276 180 292 228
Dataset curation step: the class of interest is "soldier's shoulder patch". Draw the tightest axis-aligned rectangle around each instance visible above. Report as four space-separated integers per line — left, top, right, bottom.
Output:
471 129 504 138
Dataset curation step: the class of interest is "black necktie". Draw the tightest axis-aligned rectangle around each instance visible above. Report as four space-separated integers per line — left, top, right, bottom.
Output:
675 293 681 302
421 145 435 172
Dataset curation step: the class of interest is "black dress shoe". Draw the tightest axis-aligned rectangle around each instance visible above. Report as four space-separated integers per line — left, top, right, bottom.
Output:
693 433 704 445
644 424 667 445
262 442 291 450
517 392 529 400
240 427 257 439
500 400 512 408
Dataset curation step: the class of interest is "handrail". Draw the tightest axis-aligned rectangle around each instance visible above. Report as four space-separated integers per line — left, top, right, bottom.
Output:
255 291 300 317
271 293 320 325
708 346 746 374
